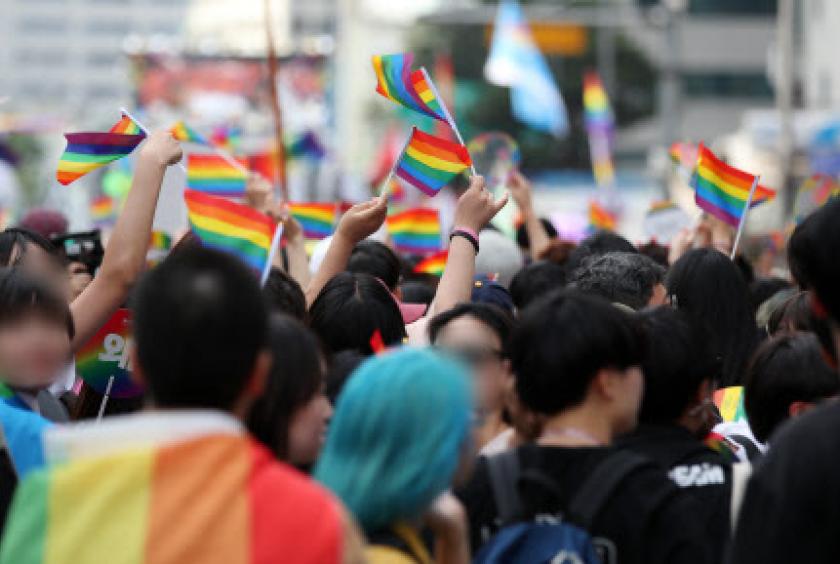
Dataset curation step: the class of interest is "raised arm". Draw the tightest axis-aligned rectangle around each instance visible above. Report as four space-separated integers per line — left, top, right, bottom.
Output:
278 210 311 289
69 132 182 350
427 175 508 318
508 170 550 261
304 196 387 306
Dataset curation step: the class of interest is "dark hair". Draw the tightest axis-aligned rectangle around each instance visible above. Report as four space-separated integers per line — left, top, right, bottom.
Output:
516 218 557 250
788 198 840 321
399 281 435 307
247 314 323 460
509 261 567 310
325 349 366 404
666 249 758 387
262 267 307 321
566 231 636 273
132 247 268 411
0 228 61 268
538 240 577 266
309 272 406 355
511 290 644 415
0 268 74 338
347 240 402 291
570 252 665 311
637 241 669 268
744 332 840 443
428 302 514 355
767 291 837 366
750 277 793 314
733 255 755 285
637 307 718 424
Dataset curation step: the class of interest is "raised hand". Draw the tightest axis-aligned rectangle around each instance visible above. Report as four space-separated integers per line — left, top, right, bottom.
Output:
336 197 388 244
139 131 182 168
453 175 509 233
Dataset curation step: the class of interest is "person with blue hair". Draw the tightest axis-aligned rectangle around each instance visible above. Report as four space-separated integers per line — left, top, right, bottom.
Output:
315 347 474 564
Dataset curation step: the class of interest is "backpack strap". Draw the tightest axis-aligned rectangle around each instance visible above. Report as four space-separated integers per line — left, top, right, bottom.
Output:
567 451 650 529
485 450 523 525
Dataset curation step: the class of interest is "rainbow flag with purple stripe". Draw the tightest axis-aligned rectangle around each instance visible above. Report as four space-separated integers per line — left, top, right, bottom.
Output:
583 71 615 187
187 154 249 198
170 121 209 145
76 308 142 398
372 53 447 122
394 128 472 197
287 203 336 240
56 114 146 186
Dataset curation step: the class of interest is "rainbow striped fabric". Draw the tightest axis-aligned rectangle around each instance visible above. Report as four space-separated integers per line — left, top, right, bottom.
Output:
89 196 116 225
187 154 249 198
170 121 209 145
287 203 336 240
692 144 776 227
57 114 146 185
75 308 141 398
413 250 448 276
583 71 615 186
394 128 471 197
713 386 747 423
109 113 144 135
386 207 441 255
0 431 346 564
589 201 616 232
372 53 446 121
184 189 278 281
150 231 171 252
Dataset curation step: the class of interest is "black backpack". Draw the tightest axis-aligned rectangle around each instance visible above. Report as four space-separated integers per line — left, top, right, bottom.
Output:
475 450 658 564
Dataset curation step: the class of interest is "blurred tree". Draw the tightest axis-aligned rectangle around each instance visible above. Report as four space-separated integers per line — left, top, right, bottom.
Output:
409 0 657 172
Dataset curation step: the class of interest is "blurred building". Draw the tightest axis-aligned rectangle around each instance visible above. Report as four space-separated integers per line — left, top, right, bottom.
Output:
0 0 189 122
802 0 840 109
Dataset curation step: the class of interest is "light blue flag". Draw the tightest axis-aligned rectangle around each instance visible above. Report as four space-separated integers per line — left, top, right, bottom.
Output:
484 0 569 137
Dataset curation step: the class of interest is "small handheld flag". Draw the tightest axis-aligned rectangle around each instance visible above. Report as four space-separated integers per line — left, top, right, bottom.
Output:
287 203 337 240
187 154 249 198
713 386 746 423
170 121 209 145
76 308 142 399
583 71 615 187
57 112 147 185
373 53 446 122
588 201 616 232
386 207 442 255
392 128 472 197
413 250 448 276
183 189 279 282
90 195 116 226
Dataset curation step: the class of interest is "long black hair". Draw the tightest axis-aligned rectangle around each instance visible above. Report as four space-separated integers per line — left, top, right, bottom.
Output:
0 228 61 268
247 314 324 461
0 267 74 338
666 248 759 387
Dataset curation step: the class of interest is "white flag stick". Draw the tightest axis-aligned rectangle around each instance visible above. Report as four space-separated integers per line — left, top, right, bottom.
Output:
119 107 188 173
212 145 250 174
730 175 760 260
96 375 115 422
379 129 413 200
420 68 477 176
261 223 285 286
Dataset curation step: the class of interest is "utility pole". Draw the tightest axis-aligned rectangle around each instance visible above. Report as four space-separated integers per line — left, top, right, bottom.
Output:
776 0 796 221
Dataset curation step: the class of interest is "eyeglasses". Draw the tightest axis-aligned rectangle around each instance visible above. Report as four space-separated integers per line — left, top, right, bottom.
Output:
437 345 504 367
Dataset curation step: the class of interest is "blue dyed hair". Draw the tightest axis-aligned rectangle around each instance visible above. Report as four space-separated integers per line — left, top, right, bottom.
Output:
314 347 473 533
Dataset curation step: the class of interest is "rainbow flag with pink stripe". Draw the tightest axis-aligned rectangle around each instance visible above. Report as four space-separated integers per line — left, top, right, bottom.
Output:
0 432 346 563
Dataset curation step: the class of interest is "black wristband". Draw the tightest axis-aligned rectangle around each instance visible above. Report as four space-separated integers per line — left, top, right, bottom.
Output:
450 229 479 254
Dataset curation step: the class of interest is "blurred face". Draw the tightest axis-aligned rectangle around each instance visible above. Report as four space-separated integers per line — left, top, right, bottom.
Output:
287 389 333 467
67 262 92 301
610 366 645 435
13 244 71 302
434 316 510 418
0 315 71 391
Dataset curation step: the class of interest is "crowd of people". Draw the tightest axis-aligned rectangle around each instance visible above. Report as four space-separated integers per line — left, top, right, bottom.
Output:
0 131 838 564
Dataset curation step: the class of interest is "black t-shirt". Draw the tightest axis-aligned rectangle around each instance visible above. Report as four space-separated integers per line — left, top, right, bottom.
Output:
618 425 732 561
729 403 840 564
456 444 710 564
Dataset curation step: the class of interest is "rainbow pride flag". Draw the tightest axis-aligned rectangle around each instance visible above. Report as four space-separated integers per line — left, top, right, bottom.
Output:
713 386 747 423
184 189 278 281
170 121 209 145
413 250 448 276
90 196 116 224
0 432 345 564
583 71 615 187
75 308 141 399
287 203 336 240
372 53 446 121
150 231 171 252
589 201 616 232
692 144 776 227
109 113 144 135
394 128 471 197
287 131 325 160
187 154 249 198
387 207 441 255
56 114 146 185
